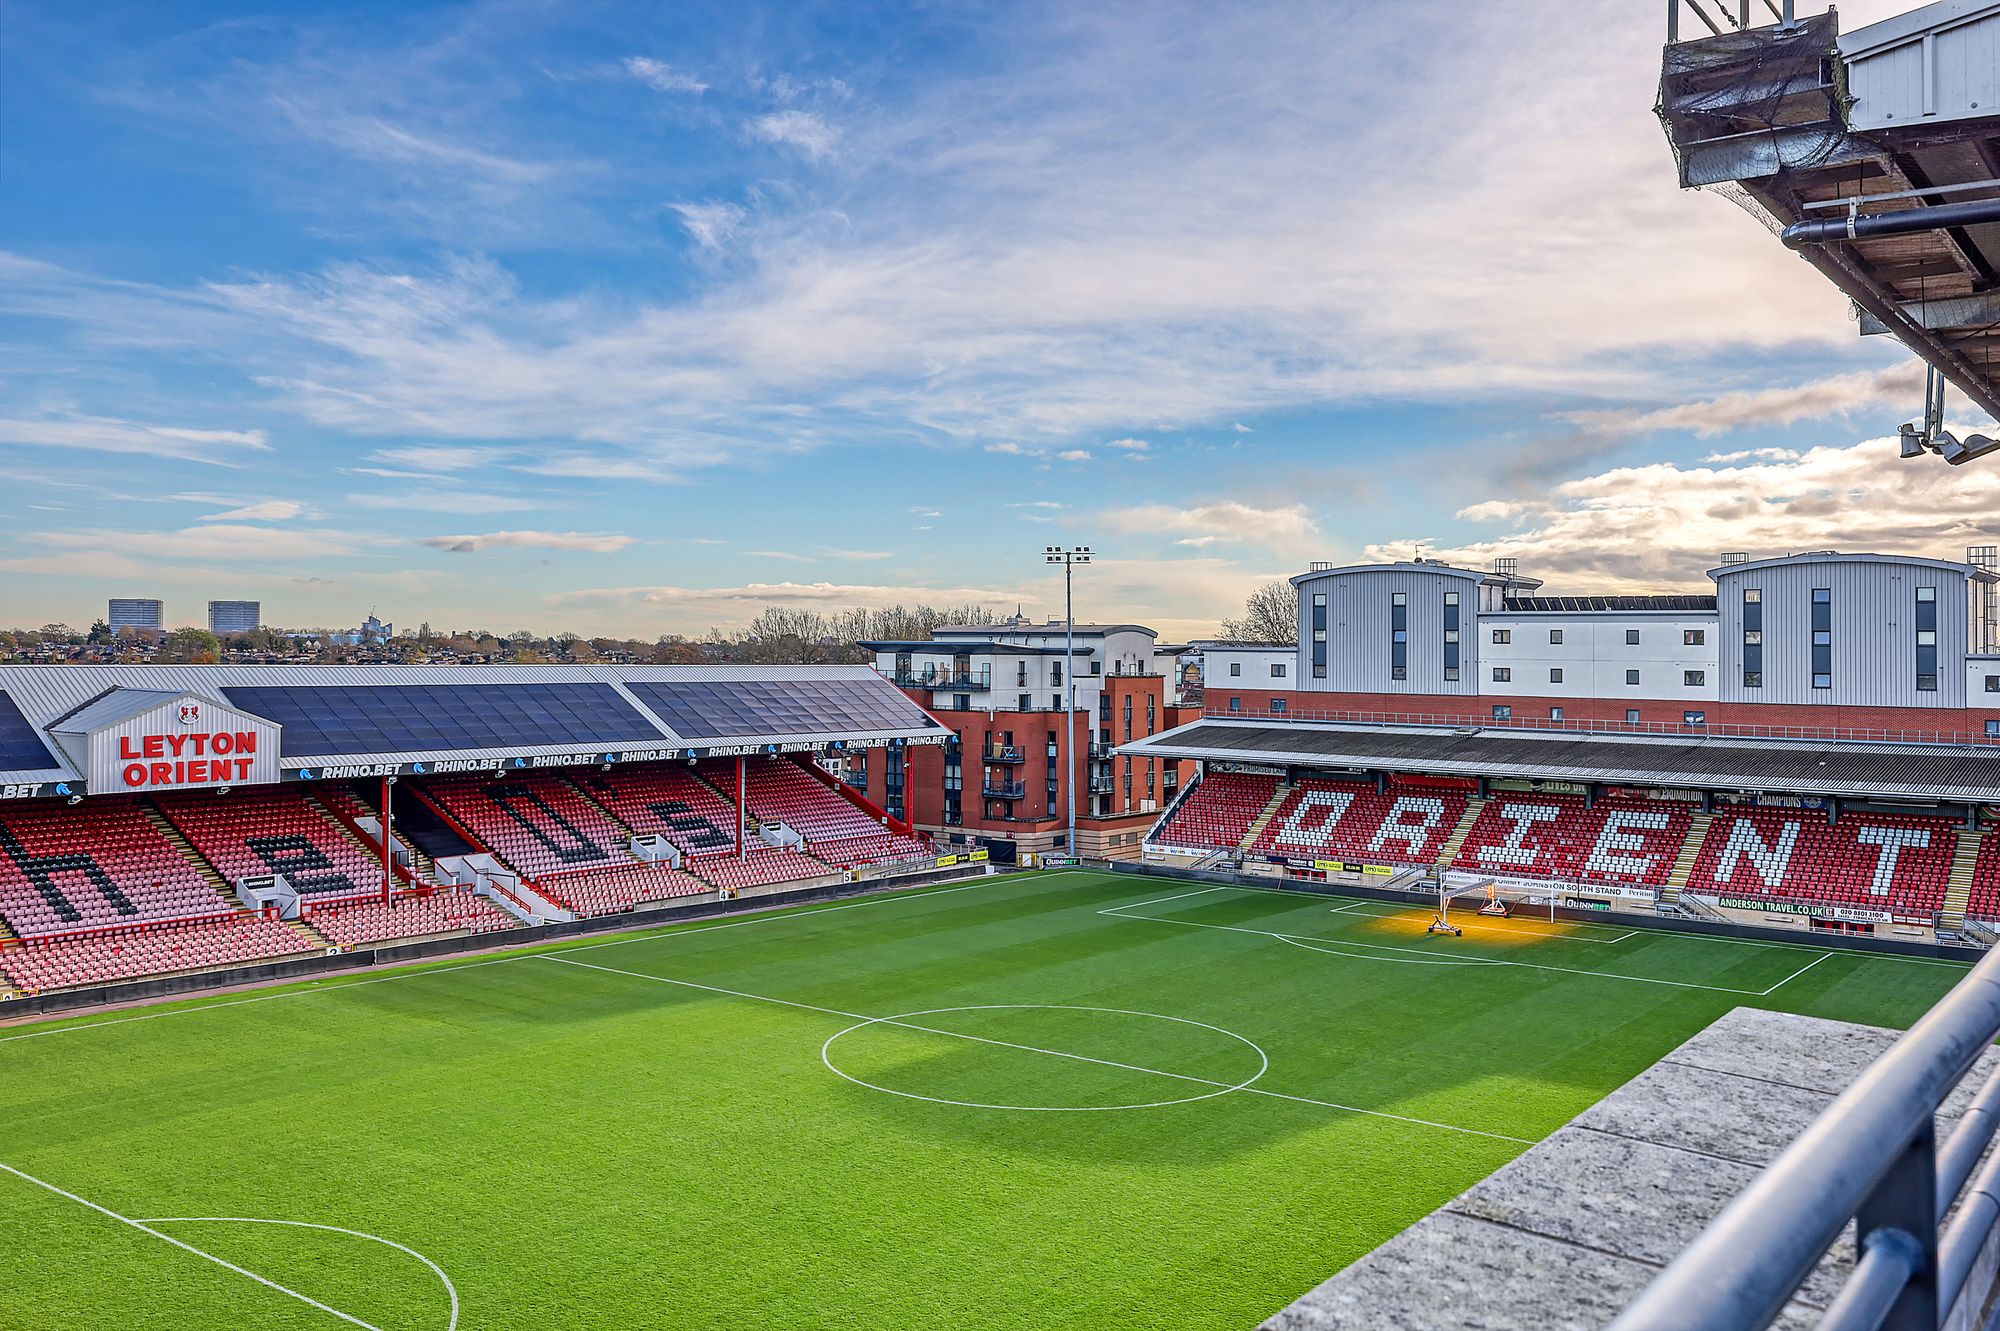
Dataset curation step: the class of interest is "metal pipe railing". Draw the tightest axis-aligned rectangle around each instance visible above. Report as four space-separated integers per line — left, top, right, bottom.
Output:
1611 946 2000 1331
1202 704 2000 750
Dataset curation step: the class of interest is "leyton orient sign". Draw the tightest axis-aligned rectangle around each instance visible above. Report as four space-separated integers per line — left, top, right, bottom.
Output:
79 696 280 793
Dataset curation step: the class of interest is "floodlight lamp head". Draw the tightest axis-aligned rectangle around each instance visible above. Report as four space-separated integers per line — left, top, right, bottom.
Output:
1940 431 2000 466
1899 424 1928 459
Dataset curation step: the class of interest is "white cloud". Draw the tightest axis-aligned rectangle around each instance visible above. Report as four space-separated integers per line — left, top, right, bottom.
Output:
624 57 708 95
200 500 305 522
368 444 514 473
1100 499 1322 556
670 201 745 252
549 579 1029 634
1561 362 1932 441
349 491 542 513
909 506 942 517
747 110 838 159
0 414 270 465
1104 437 1150 452
1374 436 2000 590
1232 423 1253 434
1057 449 1092 462
417 530 633 554
0 523 363 580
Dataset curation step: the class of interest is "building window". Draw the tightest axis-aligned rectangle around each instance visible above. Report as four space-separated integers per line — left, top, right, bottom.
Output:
1270 698 1287 714
1548 628 1563 645
1549 706 1564 720
1684 670 1705 687
1491 628 1511 644
1019 693 1032 710
1626 629 1641 645
1492 705 1512 721
1989 720 2000 738
1271 663 1286 678
1626 708 1642 724
1743 588 1763 689
1390 592 1408 680
1987 675 1999 693
1548 667 1563 684
1916 586 1938 692
1625 669 1640 686
1228 661 1242 677
1311 591 1328 678
1443 591 1461 682
1684 710 1706 726
1492 667 1512 683
1228 697 1242 712
1811 588 1832 689
1684 629 1706 646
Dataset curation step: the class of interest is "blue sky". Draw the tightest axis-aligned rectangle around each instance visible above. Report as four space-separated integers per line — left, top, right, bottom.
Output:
2 0 1995 638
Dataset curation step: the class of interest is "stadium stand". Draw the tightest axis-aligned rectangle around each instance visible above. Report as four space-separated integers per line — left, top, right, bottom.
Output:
1146 770 1281 851
419 773 631 881
1251 777 1474 866
304 890 516 947
155 787 386 902
736 760 928 867
579 766 743 857
530 863 709 918
1684 807 1960 915
0 915 315 991
0 798 232 938
698 847 835 893
1449 793 1691 886
1971 833 2000 922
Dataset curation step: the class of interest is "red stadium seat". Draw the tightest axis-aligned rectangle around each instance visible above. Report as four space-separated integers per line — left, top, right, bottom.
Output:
1685 807 1958 917
0 797 232 938
1147 771 1281 853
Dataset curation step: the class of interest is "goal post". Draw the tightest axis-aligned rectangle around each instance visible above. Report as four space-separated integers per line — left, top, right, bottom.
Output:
1434 875 1558 929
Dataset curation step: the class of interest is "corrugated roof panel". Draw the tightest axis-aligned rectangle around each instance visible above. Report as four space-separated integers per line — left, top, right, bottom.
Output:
221 683 665 757
1121 719 2000 803
0 691 59 773
627 676 941 741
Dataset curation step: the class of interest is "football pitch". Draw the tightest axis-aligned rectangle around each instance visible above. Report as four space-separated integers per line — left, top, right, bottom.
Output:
2 869 1974 1330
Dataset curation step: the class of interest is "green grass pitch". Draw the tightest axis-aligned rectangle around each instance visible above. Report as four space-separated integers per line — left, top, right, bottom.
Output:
1 869 1971 1330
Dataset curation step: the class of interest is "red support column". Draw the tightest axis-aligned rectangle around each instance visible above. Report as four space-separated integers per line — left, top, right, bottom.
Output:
380 775 393 906
737 755 746 860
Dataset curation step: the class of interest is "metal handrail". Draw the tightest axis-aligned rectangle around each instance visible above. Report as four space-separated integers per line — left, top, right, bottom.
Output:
1203 704 2000 750
1611 945 2000 1331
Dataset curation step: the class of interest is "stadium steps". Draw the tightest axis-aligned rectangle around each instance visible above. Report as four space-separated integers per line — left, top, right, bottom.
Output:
1941 829 1984 932
139 801 238 904
1662 812 1716 902
284 916 335 950
565 777 639 839
1432 797 1488 870
1234 781 1294 854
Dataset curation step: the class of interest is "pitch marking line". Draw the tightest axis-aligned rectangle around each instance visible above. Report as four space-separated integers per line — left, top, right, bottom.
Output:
820 1003 1270 1112
1101 898 1828 996
0 1162 386 1330
0 874 1021 1048
1149 873 1973 968
540 953 1530 1144
141 1218 460 1331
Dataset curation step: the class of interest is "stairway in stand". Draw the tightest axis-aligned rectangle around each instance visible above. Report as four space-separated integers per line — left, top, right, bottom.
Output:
1432 797 1488 872
1940 828 1984 934
1234 781 1294 855
140 800 236 904
1661 812 1715 906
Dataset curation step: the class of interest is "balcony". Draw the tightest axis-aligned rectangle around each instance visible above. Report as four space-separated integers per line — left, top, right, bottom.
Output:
1090 741 1118 759
985 745 1026 764
888 671 991 692
982 781 1027 800
1089 775 1115 795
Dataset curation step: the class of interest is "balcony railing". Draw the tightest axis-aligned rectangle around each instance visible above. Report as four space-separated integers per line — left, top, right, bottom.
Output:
985 745 1026 764
1611 943 2000 1331
981 781 1027 800
887 671 992 691
1089 775 1114 794
1208 704 2000 749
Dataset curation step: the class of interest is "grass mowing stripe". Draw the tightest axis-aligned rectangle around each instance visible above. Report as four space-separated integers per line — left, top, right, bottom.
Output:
0 1163 386 1331
541 953 1533 1144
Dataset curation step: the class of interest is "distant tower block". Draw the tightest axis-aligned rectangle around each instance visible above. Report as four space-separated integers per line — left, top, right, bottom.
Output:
1720 552 1749 566
1492 557 1518 579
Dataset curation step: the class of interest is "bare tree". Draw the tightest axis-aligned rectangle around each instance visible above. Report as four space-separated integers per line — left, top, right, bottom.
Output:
1221 581 1298 644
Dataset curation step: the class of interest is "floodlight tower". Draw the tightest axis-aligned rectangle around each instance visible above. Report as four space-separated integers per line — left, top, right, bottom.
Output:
1044 545 1092 857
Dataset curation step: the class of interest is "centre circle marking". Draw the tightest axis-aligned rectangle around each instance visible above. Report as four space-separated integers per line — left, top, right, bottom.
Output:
819 1003 1269 1112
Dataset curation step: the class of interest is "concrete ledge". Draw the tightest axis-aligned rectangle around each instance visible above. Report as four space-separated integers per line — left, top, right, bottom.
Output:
1262 1007 2000 1331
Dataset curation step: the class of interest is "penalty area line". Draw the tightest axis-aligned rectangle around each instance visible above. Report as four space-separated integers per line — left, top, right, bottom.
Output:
0 1162 385 1330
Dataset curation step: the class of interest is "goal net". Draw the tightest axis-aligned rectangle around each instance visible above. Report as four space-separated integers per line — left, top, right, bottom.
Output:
1435 876 1557 928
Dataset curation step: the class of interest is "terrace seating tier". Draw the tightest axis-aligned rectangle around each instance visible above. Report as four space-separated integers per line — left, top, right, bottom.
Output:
0 915 315 991
1685 807 1959 916
1146 771 1280 852
0 797 232 939
155 787 386 903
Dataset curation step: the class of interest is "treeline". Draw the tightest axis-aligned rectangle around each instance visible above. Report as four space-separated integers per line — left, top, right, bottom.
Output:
2 602 1007 666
